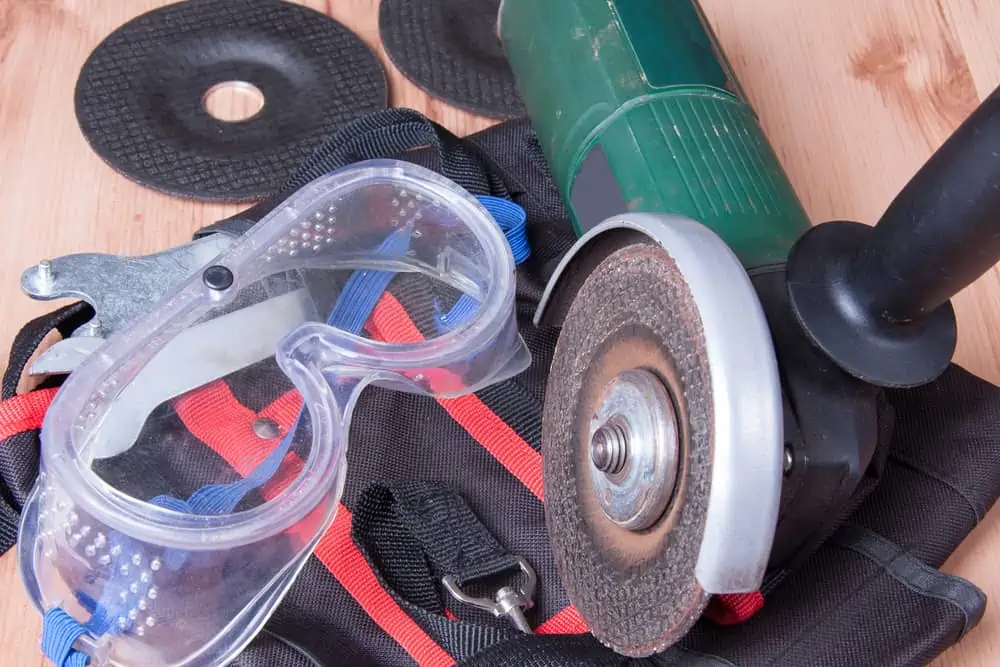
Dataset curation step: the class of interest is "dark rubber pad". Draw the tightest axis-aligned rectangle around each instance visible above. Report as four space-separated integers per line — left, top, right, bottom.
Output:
74 0 388 202
542 241 713 657
379 0 523 119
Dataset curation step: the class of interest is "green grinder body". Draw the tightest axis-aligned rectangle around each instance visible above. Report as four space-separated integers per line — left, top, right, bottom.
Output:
498 0 811 269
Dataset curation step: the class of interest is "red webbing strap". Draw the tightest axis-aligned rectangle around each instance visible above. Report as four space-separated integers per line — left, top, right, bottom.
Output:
172 382 272 471
0 387 58 441
436 396 544 500
704 591 765 625
534 604 586 634
315 508 455 667
366 294 544 500
173 383 455 667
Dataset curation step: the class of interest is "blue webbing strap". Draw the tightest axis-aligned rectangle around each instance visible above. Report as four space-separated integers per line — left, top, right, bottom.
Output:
39 195 528 666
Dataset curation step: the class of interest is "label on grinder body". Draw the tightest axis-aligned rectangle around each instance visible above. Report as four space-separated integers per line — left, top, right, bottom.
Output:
612 0 747 100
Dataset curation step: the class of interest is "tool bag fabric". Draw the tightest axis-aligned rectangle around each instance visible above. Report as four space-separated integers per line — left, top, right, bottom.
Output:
0 109 996 667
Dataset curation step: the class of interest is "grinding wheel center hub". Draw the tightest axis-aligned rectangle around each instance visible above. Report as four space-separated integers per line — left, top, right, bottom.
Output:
587 368 679 530
202 80 266 123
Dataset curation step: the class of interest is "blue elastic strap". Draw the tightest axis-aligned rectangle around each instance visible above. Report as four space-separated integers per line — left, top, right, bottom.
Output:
435 293 480 332
434 195 530 333
42 608 90 667
325 227 414 334
479 195 530 264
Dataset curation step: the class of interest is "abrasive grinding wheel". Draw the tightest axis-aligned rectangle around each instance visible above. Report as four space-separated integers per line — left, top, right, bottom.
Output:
541 214 784 657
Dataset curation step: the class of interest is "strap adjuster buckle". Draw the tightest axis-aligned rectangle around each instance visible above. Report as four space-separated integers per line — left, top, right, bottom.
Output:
442 556 537 633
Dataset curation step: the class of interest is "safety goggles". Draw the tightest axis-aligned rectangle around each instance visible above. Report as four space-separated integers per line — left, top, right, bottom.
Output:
18 160 530 667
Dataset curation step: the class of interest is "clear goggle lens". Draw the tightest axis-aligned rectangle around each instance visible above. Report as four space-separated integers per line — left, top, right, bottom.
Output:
19 160 529 666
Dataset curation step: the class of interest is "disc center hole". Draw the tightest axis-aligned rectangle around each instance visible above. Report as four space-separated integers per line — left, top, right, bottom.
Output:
202 81 265 123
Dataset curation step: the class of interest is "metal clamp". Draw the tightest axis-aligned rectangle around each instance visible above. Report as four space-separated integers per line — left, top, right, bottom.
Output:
21 234 234 334
21 235 235 375
442 556 537 633
17 234 317 458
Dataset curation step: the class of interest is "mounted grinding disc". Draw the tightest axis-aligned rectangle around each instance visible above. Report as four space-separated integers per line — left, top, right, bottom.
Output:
541 214 784 656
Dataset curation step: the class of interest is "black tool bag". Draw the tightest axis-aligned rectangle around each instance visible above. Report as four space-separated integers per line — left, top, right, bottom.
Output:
0 109 996 667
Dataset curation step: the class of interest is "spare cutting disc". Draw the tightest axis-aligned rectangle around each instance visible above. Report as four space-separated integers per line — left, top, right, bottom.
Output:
378 0 524 119
74 0 388 202
541 220 783 656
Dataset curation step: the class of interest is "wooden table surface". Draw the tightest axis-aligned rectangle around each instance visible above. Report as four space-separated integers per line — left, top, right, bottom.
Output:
1 1 998 665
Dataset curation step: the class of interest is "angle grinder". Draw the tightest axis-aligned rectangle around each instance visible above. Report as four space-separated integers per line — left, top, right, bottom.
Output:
499 0 1000 656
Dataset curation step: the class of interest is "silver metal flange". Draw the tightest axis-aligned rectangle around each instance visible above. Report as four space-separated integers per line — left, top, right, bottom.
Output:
587 369 679 530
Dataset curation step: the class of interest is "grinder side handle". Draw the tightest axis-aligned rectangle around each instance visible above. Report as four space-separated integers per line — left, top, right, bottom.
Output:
787 83 1000 388
849 85 1000 322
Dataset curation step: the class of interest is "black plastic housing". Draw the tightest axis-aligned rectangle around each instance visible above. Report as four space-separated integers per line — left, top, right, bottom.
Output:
753 267 889 572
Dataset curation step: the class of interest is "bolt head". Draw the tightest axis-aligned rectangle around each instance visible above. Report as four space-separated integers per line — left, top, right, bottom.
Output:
591 429 612 471
590 423 629 475
252 418 281 440
202 265 234 291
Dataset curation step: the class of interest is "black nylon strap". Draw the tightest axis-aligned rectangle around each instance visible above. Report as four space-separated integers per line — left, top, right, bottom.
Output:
830 523 987 638
351 481 525 661
282 108 508 197
1 301 94 399
354 481 522 590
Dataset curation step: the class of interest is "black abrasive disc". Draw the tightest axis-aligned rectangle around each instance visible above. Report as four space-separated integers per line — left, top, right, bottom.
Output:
542 240 714 656
379 0 523 119
74 0 388 202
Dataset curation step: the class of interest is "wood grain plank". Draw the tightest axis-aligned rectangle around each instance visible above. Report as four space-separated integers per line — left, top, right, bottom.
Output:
0 1 996 665
940 0 1000 99
699 3 1000 665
